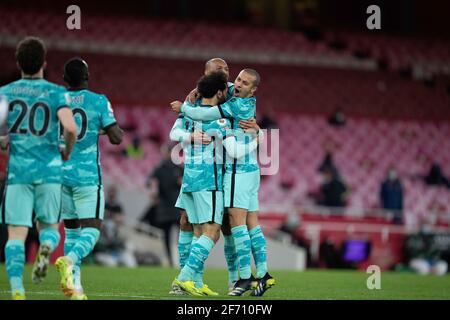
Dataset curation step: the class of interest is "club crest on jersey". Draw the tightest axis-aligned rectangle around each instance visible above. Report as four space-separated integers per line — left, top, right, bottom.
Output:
217 119 227 126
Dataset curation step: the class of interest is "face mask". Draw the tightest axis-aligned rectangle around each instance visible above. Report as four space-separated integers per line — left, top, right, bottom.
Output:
388 170 397 181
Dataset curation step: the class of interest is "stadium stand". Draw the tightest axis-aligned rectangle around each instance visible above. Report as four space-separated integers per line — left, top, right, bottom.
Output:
96 107 450 228
1 4 449 270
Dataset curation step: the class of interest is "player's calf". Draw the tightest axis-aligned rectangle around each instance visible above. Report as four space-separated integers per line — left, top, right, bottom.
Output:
31 242 51 284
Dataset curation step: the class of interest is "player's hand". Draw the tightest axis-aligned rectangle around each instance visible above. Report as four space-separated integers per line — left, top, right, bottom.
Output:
191 131 212 145
170 100 183 113
186 88 199 104
201 133 212 145
60 146 71 161
239 118 258 130
0 136 9 151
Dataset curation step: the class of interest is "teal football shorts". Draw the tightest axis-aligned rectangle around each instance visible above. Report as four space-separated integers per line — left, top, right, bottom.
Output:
1 183 62 227
176 190 224 225
224 170 260 212
60 185 105 220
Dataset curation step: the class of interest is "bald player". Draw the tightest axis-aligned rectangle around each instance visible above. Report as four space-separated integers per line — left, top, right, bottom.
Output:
173 68 275 297
169 58 238 295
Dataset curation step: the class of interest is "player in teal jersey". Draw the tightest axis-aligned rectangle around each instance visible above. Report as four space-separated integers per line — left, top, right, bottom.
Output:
172 69 275 297
172 72 260 296
169 58 239 294
0 37 78 300
54 58 124 300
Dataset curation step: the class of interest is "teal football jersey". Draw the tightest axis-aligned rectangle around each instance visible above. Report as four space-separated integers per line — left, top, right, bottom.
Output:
180 105 229 193
219 96 258 173
181 96 258 173
219 96 256 125
0 79 66 184
61 89 117 187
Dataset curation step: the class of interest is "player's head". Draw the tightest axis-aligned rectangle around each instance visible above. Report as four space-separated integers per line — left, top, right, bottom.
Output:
205 58 229 80
15 37 47 76
63 57 89 88
234 69 260 98
197 72 228 104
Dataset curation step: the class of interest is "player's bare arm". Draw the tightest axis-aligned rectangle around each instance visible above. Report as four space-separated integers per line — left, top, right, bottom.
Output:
170 100 183 113
186 87 200 104
238 118 259 131
191 130 212 145
57 107 77 160
104 124 124 145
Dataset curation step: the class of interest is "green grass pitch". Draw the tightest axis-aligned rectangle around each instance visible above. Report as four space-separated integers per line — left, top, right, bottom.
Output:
1 266 449 300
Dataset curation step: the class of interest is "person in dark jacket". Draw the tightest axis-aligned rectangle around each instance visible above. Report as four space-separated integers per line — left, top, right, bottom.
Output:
380 168 404 224
319 168 347 208
145 144 183 266
425 163 450 189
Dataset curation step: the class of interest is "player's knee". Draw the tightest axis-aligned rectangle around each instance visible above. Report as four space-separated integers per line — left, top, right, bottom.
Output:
207 231 220 243
203 223 221 243
179 213 192 231
246 212 259 229
64 219 81 229
229 211 246 227
193 225 202 238
7 226 28 241
80 218 102 230
36 220 60 231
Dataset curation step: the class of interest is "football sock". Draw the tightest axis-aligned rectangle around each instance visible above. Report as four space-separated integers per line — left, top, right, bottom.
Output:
39 227 60 252
249 225 268 278
67 227 100 265
5 240 25 294
224 234 239 283
231 225 252 279
64 227 82 289
178 230 193 269
190 236 205 289
178 235 214 282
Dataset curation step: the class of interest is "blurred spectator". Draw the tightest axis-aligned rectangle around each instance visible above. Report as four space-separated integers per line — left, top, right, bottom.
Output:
123 135 144 159
318 168 348 208
319 237 342 268
259 109 278 129
318 151 339 178
380 168 404 224
424 163 450 189
328 108 346 127
278 214 303 245
278 214 311 266
94 186 137 267
403 219 448 276
105 185 123 216
144 144 183 267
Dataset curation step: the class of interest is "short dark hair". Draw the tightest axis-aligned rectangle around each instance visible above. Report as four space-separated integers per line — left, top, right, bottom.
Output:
15 37 46 75
243 68 261 87
197 72 227 99
64 57 89 87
